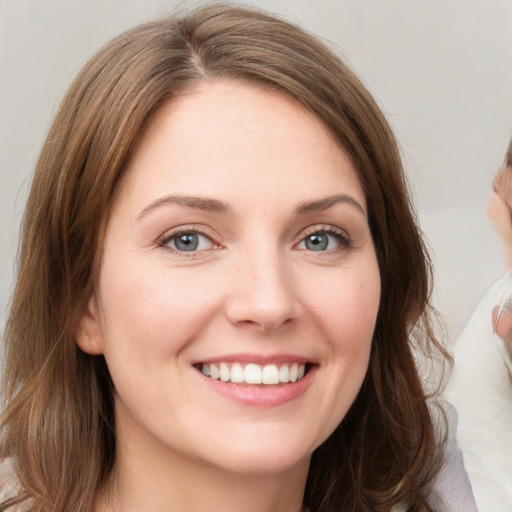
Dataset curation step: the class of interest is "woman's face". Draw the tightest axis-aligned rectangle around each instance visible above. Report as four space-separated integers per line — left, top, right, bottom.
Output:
79 80 381 476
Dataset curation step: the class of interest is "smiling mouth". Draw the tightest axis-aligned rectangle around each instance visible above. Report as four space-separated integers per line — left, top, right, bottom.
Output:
196 362 310 385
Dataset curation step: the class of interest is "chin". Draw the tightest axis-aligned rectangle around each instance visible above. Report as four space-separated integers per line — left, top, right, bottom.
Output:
195 428 322 476
210 448 311 476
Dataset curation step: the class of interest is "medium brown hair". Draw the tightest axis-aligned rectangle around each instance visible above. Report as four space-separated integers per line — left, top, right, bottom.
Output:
1 5 445 511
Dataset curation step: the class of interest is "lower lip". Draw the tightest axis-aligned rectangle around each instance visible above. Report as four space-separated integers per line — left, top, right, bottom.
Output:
200 367 316 407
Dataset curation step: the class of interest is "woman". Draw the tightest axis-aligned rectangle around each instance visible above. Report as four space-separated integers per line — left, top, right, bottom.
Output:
446 137 512 512
0 5 475 511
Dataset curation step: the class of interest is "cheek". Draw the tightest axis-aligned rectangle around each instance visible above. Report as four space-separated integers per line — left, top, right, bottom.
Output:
320 262 380 358
95 261 226 417
307 264 380 349
97 260 223 359
301 263 379 439
487 194 503 222
488 193 512 238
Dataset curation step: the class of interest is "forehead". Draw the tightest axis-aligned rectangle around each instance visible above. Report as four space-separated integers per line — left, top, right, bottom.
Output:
118 79 365 214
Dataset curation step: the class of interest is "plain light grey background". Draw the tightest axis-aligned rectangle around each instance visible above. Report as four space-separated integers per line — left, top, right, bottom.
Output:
1 0 511 343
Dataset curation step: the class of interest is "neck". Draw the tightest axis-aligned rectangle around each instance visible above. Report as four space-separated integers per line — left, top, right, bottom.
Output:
97 434 309 512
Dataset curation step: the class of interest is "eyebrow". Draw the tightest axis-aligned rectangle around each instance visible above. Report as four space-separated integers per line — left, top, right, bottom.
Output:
295 194 366 216
138 193 365 220
138 195 230 219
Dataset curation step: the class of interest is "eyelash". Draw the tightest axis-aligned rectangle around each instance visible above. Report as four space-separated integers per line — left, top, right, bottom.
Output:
297 225 352 251
158 227 221 255
157 224 352 256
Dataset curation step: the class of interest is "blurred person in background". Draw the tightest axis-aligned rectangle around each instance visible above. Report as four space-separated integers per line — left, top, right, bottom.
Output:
446 136 512 512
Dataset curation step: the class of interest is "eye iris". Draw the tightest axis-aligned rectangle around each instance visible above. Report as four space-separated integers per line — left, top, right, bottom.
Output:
306 233 328 251
174 233 199 251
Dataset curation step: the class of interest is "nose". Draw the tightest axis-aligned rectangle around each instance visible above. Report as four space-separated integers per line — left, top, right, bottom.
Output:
224 249 302 332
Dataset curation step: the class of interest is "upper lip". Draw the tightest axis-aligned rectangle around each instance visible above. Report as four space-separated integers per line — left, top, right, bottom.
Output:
192 353 314 366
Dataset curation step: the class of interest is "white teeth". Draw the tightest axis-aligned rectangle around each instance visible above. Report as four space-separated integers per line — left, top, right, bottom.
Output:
230 363 244 383
279 365 289 383
201 362 307 385
219 363 230 382
289 363 298 383
210 364 220 380
262 364 279 385
244 363 262 384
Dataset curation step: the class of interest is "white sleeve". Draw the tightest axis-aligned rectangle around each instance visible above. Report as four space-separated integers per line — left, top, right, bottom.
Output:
428 403 479 512
445 275 512 511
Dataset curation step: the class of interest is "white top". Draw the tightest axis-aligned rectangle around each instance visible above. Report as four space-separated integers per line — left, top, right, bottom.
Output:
445 274 512 512
428 401 478 511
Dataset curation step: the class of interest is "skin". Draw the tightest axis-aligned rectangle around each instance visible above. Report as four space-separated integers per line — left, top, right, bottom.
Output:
78 80 381 512
488 168 512 270
488 167 512 349
492 305 512 347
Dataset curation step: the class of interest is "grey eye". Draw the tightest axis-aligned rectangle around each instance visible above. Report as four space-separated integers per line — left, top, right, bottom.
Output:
161 229 218 254
173 233 200 251
304 234 329 251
